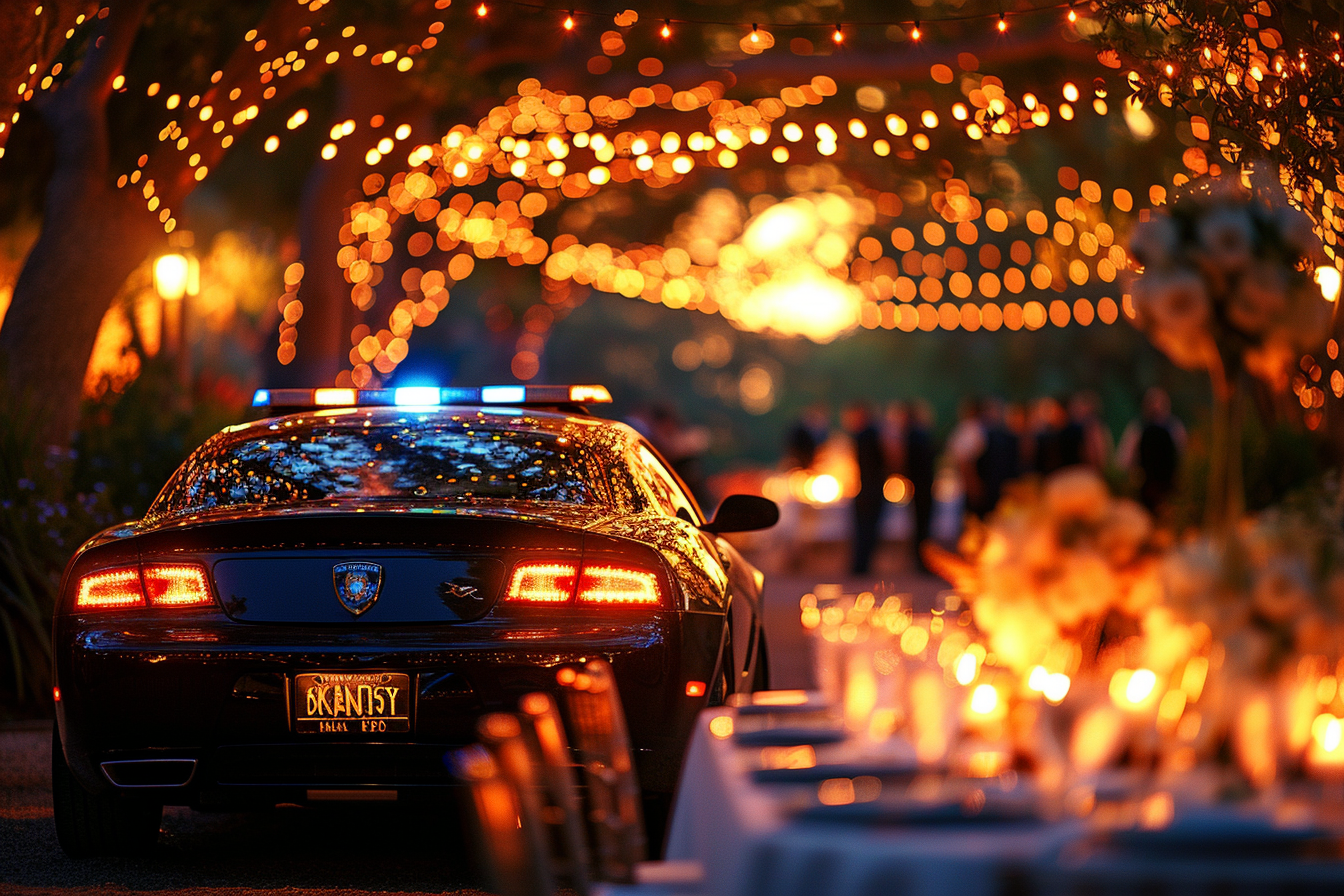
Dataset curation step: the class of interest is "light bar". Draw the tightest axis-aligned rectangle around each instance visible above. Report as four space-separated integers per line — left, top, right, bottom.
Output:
480 385 526 404
252 385 613 410
394 386 442 406
314 388 357 406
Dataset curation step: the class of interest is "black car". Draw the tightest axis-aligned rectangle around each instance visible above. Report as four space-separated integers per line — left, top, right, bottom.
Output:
52 384 776 856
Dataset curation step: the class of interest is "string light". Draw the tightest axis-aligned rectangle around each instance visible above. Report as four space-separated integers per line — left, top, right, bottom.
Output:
660 19 671 38
563 10 574 30
998 13 1008 32
750 23 759 43
476 2 487 17
832 23 844 44
1067 7 1077 23
911 21 921 40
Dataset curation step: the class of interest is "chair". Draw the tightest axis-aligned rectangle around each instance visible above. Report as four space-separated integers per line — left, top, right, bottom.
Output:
556 658 647 884
520 691 593 895
450 717 555 896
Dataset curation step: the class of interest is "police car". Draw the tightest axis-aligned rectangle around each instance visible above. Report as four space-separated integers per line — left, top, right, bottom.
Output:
52 384 776 855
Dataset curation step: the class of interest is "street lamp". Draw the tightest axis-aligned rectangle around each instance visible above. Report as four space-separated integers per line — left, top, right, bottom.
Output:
153 248 199 363
1316 265 1342 303
153 253 191 301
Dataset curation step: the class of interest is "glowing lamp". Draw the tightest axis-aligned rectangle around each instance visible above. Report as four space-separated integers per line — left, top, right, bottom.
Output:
1316 265 1342 302
804 474 841 504
954 652 978 686
154 253 190 301
685 681 706 697
970 684 999 715
1110 668 1159 710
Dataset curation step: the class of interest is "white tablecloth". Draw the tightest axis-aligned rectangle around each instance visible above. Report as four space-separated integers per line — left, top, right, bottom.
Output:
665 705 1344 896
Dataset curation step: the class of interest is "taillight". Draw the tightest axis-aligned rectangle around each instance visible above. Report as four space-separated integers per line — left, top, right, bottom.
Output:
74 563 213 611
75 566 144 610
505 561 661 607
577 564 661 606
506 562 578 603
143 564 213 607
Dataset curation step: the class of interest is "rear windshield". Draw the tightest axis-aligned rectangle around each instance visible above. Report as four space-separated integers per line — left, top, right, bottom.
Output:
149 410 639 516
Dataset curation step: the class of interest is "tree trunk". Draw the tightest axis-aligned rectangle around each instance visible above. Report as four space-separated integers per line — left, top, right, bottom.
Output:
0 0 153 454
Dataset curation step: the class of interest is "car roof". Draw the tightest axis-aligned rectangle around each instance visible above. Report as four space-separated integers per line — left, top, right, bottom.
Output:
221 403 641 445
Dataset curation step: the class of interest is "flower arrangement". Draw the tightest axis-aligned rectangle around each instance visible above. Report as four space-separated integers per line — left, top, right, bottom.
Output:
927 467 1194 679
1162 480 1344 680
1127 184 1329 393
1127 182 1333 531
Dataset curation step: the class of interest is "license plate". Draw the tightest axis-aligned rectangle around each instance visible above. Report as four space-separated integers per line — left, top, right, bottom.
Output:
293 672 411 734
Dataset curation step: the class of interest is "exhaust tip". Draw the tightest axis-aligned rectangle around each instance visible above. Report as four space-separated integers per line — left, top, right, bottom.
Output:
101 758 197 788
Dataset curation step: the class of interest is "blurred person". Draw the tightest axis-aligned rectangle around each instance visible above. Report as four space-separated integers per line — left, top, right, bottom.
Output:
945 397 987 516
843 401 886 575
1030 396 1068 475
905 400 937 572
1059 391 1113 470
1005 401 1032 472
784 402 829 470
1116 387 1187 516
880 401 908 475
975 398 1020 515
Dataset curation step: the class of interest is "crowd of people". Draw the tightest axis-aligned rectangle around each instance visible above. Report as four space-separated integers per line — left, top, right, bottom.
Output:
784 387 1188 576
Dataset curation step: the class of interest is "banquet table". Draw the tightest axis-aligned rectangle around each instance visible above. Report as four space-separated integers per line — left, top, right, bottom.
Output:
664 695 1344 896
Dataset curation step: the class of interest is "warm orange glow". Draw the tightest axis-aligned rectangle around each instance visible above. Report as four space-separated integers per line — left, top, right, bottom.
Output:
506 562 577 603
660 20 671 38
709 715 734 739
577 565 660 605
76 567 145 610
153 253 190 301
143 564 212 607
954 652 978 686
685 680 706 697
997 14 1007 31
313 388 356 406
568 384 612 403
970 684 999 715
476 2 486 16
832 25 844 44
563 12 574 30
53 687 61 702
910 22 921 40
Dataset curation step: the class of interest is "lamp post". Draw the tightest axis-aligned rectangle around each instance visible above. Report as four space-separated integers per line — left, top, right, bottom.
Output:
153 241 199 383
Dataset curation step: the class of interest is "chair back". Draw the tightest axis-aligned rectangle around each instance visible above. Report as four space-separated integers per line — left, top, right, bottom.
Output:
521 691 593 895
557 659 646 882
451 717 556 896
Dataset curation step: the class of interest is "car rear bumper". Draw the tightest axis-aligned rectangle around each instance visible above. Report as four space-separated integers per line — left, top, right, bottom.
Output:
55 609 723 803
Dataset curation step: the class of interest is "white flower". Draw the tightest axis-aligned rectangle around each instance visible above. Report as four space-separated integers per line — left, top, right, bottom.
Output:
1196 206 1256 274
1131 269 1216 370
1225 259 1288 336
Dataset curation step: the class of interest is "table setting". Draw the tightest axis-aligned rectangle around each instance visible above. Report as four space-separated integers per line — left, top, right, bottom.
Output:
666 583 1344 896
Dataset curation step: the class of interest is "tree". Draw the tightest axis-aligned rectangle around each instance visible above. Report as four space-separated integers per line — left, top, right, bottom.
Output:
0 0 457 452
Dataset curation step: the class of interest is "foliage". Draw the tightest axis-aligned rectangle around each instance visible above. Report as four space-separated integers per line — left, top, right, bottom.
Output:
0 393 117 717
74 357 249 518
1091 0 1344 230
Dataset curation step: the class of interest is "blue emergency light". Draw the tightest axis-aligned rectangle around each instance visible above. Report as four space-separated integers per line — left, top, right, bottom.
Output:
250 384 611 409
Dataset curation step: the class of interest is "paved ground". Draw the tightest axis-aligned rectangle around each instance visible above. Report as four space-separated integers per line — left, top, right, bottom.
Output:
0 544 946 894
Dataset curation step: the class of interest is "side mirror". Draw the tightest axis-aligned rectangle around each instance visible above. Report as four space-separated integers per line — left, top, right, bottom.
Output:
701 494 779 534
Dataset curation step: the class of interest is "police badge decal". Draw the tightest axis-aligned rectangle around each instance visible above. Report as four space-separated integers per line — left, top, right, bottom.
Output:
333 562 383 615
